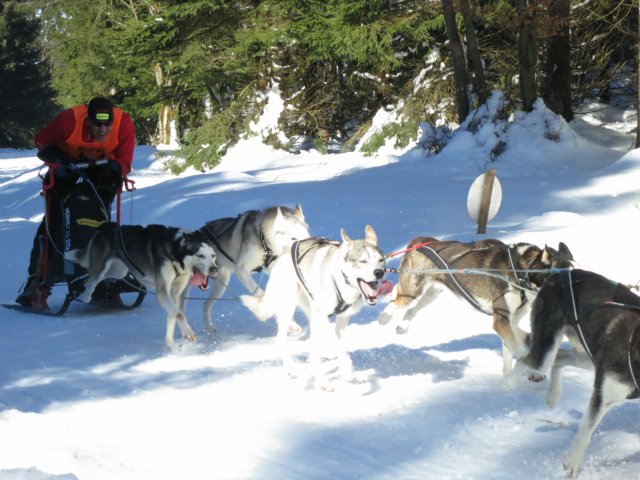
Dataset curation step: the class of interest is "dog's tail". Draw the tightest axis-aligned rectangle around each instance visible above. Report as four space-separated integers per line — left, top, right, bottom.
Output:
65 248 89 268
239 294 273 322
240 254 298 322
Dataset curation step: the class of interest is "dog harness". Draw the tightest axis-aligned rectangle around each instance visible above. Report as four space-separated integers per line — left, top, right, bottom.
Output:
201 218 237 264
417 242 538 317
291 238 351 316
200 211 276 271
560 270 640 392
417 243 494 316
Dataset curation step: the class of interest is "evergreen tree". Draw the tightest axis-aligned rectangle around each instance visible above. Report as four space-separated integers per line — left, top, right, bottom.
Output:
0 0 58 148
273 0 441 147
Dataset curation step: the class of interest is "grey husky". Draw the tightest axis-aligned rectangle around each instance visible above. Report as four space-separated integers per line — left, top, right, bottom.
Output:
193 205 310 331
504 269 640 479
65 222 218 349
240 225 392 389
378 237 574 373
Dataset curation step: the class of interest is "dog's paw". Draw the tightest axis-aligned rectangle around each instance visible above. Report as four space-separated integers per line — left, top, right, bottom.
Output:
378 311 392 325
528 372 546 383
395 324 409 335
203 322 217 334
563 450 583 480
183 333 197 343
545 386 562 408
319 384 335 393
287 321 303 335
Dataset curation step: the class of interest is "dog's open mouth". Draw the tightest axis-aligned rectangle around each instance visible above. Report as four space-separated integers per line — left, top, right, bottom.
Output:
357 278 394 306
191 268 210 291
357 278 380 305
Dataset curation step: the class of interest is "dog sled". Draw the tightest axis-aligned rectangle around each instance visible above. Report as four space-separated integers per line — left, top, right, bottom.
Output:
3 157 147 316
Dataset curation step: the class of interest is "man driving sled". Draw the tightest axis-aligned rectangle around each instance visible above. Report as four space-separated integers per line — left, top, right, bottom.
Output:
15 97 136 309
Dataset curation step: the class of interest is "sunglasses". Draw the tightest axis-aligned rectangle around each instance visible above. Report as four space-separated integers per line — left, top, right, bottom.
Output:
91 120 113 127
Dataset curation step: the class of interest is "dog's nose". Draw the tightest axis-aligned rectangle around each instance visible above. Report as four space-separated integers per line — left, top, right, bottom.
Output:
374 269 384 280
209 265 218 276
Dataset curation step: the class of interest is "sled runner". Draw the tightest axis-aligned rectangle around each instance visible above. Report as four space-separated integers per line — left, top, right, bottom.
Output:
3 158 146 316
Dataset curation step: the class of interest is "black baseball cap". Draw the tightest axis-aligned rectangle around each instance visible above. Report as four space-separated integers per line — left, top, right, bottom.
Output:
87 97 114 125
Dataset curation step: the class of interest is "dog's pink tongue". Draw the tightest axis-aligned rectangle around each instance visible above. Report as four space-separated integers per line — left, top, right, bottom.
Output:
191 272 208 290
376 280 394 296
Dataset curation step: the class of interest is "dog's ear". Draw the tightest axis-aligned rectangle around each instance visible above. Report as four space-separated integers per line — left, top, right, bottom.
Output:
274 207 284 222
365 224 378 246
541 244 554 264
294 203 305 220
519 244 541 265
558 242 573 260
341 228 352 244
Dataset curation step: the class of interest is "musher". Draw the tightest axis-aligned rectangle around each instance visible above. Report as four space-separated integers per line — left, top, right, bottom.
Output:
15 97 136 309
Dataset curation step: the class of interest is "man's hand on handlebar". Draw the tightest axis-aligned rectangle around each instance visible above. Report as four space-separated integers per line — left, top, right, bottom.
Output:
37 145 73 165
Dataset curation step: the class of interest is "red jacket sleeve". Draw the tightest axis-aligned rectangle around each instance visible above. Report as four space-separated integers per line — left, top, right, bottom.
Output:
112 113 136 175
34 109 75 150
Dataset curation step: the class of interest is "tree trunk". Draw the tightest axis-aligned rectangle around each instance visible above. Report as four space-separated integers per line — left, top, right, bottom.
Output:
154 62 175 146
517 0 537 112
543 0 573 121
636 2 640 148
441 0 470 123
459 0 489 106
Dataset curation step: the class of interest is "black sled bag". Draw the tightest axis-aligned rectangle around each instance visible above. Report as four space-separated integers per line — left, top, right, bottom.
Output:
45 181 109 293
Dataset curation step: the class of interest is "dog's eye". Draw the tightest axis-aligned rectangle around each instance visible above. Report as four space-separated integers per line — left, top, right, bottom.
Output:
196 253 205 259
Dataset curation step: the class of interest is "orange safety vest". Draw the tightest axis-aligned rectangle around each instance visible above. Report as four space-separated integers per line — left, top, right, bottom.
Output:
59 105 124 160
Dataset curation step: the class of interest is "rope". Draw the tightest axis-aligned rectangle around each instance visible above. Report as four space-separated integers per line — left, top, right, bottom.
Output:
628 322 640 391
384 241 431 259
384 266 571 292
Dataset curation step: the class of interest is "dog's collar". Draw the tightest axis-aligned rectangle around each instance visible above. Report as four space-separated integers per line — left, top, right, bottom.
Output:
260 227 276 269
332 276 351 315
508 244 533 289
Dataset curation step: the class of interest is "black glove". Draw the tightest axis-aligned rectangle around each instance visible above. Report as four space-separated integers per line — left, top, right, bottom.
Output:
90 159 123 190
37 145 73 165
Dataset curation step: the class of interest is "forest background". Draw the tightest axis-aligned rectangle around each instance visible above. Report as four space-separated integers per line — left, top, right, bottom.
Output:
0 0 638 172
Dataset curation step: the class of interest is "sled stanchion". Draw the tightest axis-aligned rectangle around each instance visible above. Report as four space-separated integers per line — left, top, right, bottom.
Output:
476 169 496 234
116 190 121 224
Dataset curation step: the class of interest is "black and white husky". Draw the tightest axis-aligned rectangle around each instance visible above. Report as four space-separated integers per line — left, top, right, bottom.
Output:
378 237 574 373
240 225 392 389
65 222 218 349
504 269 640 479
193 205 310 331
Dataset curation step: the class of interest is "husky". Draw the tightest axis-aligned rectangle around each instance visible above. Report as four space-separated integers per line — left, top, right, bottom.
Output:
240 225 392 389
378 237 574 373
193 205 310 331
65 222 218 349
503 269 640 479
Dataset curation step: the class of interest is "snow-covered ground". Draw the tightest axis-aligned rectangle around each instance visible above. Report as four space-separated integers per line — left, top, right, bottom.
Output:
1 96 640 479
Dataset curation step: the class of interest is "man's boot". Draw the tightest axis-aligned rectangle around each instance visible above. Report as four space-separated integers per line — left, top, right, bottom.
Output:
15 277 50 310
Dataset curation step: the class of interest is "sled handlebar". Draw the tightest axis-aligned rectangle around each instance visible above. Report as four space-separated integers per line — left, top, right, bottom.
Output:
67 158 110 170
41 158 112 192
